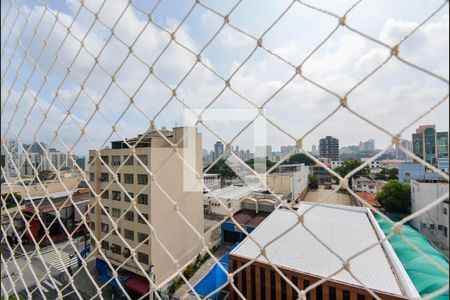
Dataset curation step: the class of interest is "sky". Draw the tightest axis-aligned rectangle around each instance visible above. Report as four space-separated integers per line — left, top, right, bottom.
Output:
1 0 449 156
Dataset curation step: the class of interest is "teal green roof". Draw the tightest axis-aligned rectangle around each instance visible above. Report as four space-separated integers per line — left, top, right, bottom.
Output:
376 215 449 300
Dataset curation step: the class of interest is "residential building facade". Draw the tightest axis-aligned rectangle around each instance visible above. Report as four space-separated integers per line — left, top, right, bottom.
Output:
410 180 449 256
2 138 21 177
88 127 203 288
352 177 386 194
319 136 339 161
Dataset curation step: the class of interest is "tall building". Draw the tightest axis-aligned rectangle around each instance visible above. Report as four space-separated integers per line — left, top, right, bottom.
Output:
214 141 224 160
358 139 375 152
311 144 319 156
319 136 339 161
412 125 449 164
2 138 21 177
88 127 203 289
395 139 412 161
281 145 299 159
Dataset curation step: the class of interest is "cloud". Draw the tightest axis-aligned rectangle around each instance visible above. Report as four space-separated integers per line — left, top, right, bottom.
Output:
1 1 448 155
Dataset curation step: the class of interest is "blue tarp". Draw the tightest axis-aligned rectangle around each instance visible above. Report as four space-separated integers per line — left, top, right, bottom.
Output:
192 243 239 300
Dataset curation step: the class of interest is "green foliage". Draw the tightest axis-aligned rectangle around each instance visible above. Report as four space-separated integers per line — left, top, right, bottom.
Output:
376 180 411 213
1 193 23 209
375 168 398 181
0 295 26 300
245 158 276 171
206 159 235 178
168 245 220 295
308 175 319 189
282 153 315 166
334 160 370 178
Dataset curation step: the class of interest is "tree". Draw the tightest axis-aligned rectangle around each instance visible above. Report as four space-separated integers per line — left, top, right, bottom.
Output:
308 175 319 189
376 180 411 213
334 160 370 181
1 193 23 209
205 159 235 178
334 160 370 188
245 158 276 171
282 153 315 166
375 168 398 181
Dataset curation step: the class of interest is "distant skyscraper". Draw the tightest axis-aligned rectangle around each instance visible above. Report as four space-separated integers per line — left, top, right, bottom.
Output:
358 139 375 152
311 144 319 156
214 141 224 160
280 145 298 159
2 139 21 177
412 125 448 164
319 136 339 161
396 139 413 161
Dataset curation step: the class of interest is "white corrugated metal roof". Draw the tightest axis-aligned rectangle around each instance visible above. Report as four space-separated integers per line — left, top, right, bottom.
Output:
231 203 404 296
206 185 253 200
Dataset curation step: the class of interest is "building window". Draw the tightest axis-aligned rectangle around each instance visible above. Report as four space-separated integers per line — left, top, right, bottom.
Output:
89 156 94 163
138 233 149 244
251 265 256 300
101 223 109 233
112 208 121 218
90 222 95 230
113 227 121 236
138 213 148 224
316 285 323 300
357 294 365 300
101 241 109 250
100 173 109 182
269 270 275 300
438 225 443 231
430 224 435 230
124 155 134 165
101 206 109 215
260 267 266 300
90 206 95 214
343 290 351 300
444 226 448 237
125 211 134 222
111 155 121 166
101 190 109 199
123 248 131 258
111 244 121 254
137 174 148 185
137 252 149 264
304 280 310 300
137 194 148 205
443 207 448 215
116 173 121 183
280 272 286 300
329 287 336 300
124 229 134 240
125 192 133 202
242 264 247 297
89 173 95 182
291 276 298 300
124 173 134 184
111 190 121 201
137 155 148 166
101 156 109 165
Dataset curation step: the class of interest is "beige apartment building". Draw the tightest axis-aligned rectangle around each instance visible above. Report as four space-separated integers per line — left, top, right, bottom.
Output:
89 127 203 288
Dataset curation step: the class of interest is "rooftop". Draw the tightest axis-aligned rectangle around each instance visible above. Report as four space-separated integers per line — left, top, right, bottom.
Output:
355 192 380 207
231 203 417 297
228 209 270 228
205 185 253 200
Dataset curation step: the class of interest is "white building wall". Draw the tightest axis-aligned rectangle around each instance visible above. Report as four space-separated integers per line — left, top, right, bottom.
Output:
291 165 309 201
4 139 21 177
411 180 449 254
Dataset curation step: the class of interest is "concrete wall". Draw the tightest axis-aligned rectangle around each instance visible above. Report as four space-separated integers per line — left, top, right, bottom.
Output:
411 180 449 254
